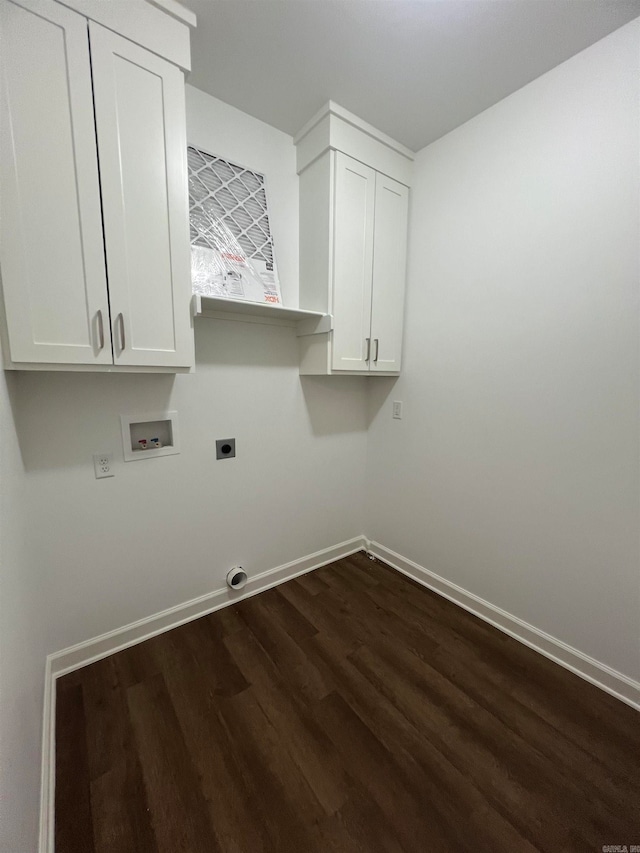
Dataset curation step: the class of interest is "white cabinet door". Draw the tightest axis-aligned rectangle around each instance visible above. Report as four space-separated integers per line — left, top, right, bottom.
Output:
0 0 112 364
370 172 409 373
89 22 194 369
331 152 376 372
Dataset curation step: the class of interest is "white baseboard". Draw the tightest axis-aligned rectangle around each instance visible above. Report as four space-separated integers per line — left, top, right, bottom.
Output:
367 540 640 712
38 535 367 853
39 657 55 853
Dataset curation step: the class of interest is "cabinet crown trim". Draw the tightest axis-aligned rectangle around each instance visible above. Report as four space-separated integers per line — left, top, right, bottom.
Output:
145 0 196 27
294 101 414 160
294 101 413 187
54 0 192 70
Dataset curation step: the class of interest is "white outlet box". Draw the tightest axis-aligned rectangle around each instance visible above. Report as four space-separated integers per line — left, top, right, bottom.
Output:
392 401 403 419
93 452 114 479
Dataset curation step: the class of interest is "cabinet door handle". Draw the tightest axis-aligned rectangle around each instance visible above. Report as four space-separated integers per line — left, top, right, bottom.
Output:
365 337 371 363
374 338 379 363
118 313 126 351
97 310 105 351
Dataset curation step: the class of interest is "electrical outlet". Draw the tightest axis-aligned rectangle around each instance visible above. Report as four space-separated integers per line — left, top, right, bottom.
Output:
93 452 114 479
216 438 236 460
392 401 403 419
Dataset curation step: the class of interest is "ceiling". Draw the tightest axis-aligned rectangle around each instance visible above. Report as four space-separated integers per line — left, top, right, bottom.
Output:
184 1 640 152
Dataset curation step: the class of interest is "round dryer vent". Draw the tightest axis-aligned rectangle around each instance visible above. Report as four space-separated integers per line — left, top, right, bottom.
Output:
226 567 248 591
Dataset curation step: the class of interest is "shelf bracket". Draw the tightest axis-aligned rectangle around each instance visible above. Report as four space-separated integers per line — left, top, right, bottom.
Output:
295 313 333 336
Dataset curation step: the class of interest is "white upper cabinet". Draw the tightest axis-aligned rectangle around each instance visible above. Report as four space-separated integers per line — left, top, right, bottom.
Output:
370 171 409 374
0 0 195 371
90 22 193 369
332 153 376 372
295 103 413 376
0 0 111 365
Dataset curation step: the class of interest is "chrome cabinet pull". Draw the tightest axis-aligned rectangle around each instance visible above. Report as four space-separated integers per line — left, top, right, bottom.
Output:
118 313 125 351
365 337 371 363
374 338 379 363
97 310 105 350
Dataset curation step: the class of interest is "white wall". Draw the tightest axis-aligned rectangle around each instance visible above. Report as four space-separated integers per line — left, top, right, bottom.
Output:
0 359 43 853
1 87 368 852
366 20 640 682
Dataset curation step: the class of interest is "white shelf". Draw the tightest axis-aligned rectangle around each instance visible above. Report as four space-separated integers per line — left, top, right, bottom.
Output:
193 294 332 336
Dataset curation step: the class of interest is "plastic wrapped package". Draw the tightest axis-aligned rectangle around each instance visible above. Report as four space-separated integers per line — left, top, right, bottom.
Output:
188 147 282 305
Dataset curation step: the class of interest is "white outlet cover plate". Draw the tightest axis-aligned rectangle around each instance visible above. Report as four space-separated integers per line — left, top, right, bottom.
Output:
93 452 114 479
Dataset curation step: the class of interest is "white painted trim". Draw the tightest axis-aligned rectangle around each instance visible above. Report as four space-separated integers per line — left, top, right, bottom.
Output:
49 536 367 678
294 101 415 160
38 535 367 853
38 657 55 853
145 0 196 28
367 540 640 712
54 0 192 70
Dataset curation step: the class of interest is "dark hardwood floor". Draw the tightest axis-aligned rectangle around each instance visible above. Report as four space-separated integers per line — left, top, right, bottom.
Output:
55 552 640 852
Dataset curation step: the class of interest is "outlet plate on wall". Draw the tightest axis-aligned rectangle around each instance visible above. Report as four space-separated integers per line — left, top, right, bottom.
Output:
93 453 114 479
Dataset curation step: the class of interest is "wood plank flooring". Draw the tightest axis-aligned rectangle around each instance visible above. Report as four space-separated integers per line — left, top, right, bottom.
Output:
55 552 640 852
